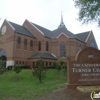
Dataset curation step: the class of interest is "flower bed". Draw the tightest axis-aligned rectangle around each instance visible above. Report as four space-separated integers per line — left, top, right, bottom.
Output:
77 86 100 93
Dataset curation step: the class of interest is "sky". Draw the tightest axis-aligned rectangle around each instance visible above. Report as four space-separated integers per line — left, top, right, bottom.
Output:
0 0 100 49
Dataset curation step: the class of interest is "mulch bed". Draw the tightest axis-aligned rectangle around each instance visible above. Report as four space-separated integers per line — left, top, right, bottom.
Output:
77 86 100 93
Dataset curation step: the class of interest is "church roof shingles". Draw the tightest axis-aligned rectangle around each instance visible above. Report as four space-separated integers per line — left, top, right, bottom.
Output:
32 22 90 43
28 52 57 60
75 31 91 42
9 21 35 38
8 21 91 43
32 23 52 38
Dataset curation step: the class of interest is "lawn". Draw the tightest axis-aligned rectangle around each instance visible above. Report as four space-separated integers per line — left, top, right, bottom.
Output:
0 69 67 100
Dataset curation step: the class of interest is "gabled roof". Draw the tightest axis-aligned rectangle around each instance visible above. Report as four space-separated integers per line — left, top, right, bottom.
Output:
52 27 75 38
32 23 52 38
9 21 35 38
28 52 57 60
31 22 90 43
6 20 92 43
75 31 91 42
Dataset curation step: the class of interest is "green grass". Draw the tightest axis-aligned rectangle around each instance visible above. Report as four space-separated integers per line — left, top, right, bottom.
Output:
0 69 67 100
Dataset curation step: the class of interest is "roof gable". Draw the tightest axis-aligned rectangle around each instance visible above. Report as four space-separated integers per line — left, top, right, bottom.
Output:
8 21 35 38
52 27 75 38
4 19 93 43
31 22 52 38
56 32 69 38
29 52 57 59
75 31 91 43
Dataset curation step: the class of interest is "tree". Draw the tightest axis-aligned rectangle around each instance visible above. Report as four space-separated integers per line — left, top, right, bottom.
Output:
14 65 21 74
52 61 58 69
63 62 67 75
59 60 64 69
73 0 100 26
32 60 46 83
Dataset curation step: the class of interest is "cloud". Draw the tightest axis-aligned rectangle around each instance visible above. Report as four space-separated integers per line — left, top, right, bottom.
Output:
0 0 100 49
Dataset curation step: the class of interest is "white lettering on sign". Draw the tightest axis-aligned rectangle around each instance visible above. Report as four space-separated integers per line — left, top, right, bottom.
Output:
81 73 100 76
73 64 100 67
78 79 100 82
93 68 100 72
72 68 91 73
88 55 93 58
72 68 100 73
71 63 100 82
73 64 80 67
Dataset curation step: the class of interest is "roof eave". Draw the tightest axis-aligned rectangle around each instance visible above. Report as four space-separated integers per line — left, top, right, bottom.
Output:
15 31 36 38
85 31 91 43
6 19 15 31
75 38 85 44
26 19 44 35
24 26 36 38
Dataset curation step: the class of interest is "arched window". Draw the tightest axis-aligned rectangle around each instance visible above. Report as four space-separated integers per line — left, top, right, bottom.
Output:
79 44 82 51
60 41 66 57
46 41 49 51
30 40 33 47
90 40 95 48
24 38 27 46
38 41 41 51
17 36 21 44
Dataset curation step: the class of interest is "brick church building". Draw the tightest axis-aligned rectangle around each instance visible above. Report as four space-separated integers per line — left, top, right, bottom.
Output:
0 16 98 68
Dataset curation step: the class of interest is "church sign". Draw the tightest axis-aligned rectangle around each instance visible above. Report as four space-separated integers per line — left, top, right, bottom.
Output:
67 47 100 88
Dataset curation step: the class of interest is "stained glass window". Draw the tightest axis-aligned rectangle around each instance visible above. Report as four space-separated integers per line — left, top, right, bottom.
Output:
60 42 66 57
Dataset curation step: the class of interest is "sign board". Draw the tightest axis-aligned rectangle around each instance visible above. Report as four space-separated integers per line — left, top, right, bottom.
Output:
67 47 100 88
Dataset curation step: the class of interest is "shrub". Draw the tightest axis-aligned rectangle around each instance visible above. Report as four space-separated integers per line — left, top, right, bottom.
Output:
7 65 13 70
21 65 30 69
59 60 65 69
56 64 61 71
52 62 58 69
45 65 55 69
32 60 46 83
14 65 22 74
63 62 67 75
0 69 3 75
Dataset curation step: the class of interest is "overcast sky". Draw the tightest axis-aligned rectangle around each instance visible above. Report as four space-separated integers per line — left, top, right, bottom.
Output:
0 0 100 49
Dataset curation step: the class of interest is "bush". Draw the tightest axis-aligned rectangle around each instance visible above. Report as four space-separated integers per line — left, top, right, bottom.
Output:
63 62 67 75
45 65 55 69
14 65 22 74
7 65 13 70
32 60 46 83
21 65 30 69
59 60 65 69
0 69 4 75
56 65 61 71
52 62 58 69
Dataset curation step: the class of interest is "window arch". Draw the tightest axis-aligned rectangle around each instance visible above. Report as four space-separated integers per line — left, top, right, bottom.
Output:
60 41 66 57
30 40 33 47
90 40 95 48
24 38 27 46
17 36 21 44
79 44 82 51
38 41 41 51
46 41 49 51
